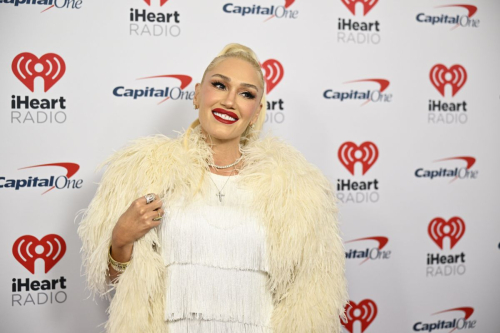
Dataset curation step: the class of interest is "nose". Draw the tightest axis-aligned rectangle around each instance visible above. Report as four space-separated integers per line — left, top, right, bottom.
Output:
221 88 237 109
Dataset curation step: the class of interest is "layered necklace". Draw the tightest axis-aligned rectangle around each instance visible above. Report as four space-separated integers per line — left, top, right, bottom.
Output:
208 152 242 203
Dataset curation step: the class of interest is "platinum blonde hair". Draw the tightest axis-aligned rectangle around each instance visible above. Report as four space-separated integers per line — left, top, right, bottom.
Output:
187 43 267 146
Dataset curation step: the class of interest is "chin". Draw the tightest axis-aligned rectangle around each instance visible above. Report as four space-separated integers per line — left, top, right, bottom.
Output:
201 124 241 143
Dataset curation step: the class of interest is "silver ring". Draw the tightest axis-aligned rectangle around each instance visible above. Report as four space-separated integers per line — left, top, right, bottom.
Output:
145 193 155 204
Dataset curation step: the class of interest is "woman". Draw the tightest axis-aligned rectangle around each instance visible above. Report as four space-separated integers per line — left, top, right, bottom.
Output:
78 44 347 333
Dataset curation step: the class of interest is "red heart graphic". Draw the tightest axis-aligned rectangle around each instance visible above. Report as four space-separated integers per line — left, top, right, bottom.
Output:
429 64 467 97
12 234 66 274
342 299 378 333
428 217 465 250
144 0 169 6
338 141 379 176
341 0 379 16
261 59 284 94
12 52 66 92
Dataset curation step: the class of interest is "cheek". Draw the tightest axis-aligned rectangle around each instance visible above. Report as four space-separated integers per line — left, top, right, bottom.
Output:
199 86 218 105
241 101 259 119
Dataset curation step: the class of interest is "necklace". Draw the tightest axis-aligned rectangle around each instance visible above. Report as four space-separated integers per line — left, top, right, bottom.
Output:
208 155 243 169
208 169 236 202
208 145 244 169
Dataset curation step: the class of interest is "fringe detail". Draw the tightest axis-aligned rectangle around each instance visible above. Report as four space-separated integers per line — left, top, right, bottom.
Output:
166 319 273 333
163 176 273 329
162 176 269 272
165 264 273 327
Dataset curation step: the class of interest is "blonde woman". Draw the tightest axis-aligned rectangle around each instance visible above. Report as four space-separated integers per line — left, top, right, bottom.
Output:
78 43 347 333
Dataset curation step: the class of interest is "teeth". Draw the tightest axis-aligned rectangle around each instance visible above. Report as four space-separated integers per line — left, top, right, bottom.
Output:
213 112 236 121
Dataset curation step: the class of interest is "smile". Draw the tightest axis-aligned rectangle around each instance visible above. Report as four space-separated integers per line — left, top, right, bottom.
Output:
212 108 239 124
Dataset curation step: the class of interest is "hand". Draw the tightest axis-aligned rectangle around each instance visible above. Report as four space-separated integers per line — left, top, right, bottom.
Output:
111 193 164 258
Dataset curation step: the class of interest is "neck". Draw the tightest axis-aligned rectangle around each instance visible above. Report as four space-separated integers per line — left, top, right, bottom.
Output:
204 134 242 175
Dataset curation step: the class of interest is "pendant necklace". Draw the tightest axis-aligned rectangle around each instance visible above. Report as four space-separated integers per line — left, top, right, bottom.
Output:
209 169 236 203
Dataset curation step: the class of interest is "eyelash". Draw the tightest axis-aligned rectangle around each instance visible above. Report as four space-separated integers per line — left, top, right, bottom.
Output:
211 81 256 99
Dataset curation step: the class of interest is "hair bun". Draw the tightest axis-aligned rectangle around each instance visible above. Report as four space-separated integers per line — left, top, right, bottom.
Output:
218 43 259 61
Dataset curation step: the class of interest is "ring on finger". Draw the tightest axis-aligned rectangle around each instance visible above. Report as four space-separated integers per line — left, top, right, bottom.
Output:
145 193 156 204
153 210 163 221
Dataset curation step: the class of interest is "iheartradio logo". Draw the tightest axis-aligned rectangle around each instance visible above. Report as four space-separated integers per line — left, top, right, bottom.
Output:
342 299 378 333
338 142 378 176
341 0 378 16
143 0 169 6
261 59 284 94
429 64 467 97
428 217 465 250
12 53 66 93
13 235 66 274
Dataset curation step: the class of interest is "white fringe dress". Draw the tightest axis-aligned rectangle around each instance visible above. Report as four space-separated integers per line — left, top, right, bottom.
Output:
162 173 274 332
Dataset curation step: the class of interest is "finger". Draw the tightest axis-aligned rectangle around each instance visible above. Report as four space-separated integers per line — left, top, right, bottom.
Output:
151 219 162 228
147 211 163 223
149 199 163 212
141 193 159 205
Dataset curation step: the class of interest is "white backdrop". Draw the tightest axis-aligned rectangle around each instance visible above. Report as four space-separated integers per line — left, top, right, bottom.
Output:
1 0 499 332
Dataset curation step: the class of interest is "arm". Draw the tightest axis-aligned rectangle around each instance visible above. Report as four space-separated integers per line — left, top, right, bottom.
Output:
77 140 164 295
270 175 348 332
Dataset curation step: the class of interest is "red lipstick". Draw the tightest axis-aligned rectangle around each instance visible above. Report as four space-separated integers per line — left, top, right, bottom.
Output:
212 108 239 124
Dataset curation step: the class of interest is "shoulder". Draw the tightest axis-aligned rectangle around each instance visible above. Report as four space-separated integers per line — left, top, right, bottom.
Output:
94 134 184 194
243 136 328 186
96 132 206 198
98 134 181 171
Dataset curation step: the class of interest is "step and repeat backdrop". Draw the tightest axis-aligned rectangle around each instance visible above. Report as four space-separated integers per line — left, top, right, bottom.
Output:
1 0 499 332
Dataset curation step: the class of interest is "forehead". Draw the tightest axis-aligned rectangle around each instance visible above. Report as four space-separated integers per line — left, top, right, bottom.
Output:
207 57 262 88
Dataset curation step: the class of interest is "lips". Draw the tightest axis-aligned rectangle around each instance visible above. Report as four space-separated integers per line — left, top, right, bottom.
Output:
212 108 239 124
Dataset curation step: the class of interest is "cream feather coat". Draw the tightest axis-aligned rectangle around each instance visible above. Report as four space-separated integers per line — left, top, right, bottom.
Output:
78 127 348 333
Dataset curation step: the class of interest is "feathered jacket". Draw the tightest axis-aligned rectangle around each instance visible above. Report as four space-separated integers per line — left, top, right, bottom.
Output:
78 127 348 333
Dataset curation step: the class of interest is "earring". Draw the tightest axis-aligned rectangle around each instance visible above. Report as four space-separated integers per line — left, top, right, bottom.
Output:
194 104 198 110
249 123 255 129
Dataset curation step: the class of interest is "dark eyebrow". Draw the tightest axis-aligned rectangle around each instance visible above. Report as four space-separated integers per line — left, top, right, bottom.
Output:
211 74 260 92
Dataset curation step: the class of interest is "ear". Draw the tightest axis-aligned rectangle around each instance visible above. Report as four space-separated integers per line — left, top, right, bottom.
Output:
251 102 263 125
193 83 200 106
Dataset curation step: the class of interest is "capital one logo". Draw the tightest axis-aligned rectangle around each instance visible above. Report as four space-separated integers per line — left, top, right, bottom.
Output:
345 236 389 264
261 59 284 94
341 0 378 16
12 53 66 92
338 142 378 176
342 299 378 332
414 307 476 332
138 74 192 104
430 64 467 97
428 217 465 250
13 235 66 274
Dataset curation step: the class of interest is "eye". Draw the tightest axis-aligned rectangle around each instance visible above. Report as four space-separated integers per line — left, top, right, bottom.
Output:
241 91 256 99
211 81 226 90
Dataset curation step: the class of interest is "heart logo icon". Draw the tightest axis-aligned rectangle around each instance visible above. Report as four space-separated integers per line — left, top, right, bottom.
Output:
12 234 66 274
341 0 379 16
12 52 66 92
342 299 378 333
144 0 169 6
261 59 284 94
338 141 379 176
428 217 465 250
429 64 467 97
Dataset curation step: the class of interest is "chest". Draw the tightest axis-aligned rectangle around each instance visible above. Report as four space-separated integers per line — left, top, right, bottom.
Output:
161 175 269 272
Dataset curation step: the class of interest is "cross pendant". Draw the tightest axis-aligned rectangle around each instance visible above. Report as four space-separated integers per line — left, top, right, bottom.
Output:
216 192 225 202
